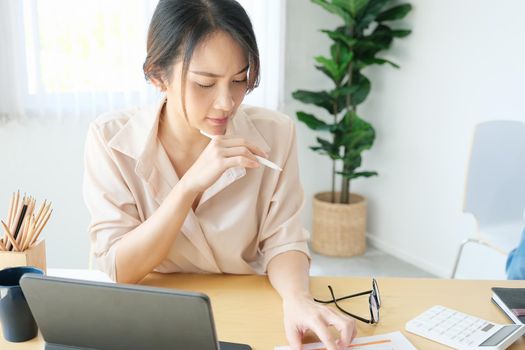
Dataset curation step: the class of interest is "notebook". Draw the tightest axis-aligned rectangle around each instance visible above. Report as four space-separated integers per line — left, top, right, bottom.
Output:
492 287 525 324
20 274 251 350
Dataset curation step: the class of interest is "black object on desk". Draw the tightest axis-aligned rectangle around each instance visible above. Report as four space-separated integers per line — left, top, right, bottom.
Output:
0 266 44 342
492 287 525 324
20 274 251 350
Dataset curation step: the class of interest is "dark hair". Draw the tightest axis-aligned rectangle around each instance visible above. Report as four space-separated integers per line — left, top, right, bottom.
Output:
143 0 260 117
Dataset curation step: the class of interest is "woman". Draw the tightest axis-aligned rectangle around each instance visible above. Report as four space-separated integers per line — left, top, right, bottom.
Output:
83 0 357 349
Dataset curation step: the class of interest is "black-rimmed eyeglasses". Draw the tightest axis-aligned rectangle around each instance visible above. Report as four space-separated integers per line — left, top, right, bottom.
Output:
314 278 381 324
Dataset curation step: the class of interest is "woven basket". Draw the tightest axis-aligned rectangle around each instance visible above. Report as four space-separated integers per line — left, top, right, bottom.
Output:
311 192 367 257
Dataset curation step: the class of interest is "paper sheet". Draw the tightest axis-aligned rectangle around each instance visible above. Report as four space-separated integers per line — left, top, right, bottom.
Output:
275 331 417 350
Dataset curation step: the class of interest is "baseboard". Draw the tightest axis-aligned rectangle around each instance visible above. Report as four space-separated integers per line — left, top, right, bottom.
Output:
367 234 450 278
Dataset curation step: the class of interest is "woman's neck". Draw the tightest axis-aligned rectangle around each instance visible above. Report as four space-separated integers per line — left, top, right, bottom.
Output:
158 100 209 159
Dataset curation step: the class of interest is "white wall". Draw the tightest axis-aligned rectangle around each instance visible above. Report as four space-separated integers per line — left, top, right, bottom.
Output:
0 118 91 268
2 0 525 275
285 0 525 277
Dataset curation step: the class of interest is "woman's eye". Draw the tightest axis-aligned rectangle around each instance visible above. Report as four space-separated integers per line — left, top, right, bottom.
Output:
197 82 214 88
195 78 246 89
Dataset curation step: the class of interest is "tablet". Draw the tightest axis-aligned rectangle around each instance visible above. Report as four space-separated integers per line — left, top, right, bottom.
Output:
20 274 251 350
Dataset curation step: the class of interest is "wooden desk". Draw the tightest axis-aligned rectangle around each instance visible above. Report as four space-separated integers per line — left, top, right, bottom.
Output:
3 275 525 349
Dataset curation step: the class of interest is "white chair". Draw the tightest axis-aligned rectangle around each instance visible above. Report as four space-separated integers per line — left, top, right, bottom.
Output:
451 120 525 278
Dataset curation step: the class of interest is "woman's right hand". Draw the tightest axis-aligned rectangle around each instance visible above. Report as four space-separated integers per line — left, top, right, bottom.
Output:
180 135 268 194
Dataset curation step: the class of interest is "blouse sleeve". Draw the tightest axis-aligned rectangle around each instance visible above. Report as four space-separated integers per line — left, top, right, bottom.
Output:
258 119 311 272
83 122 141 281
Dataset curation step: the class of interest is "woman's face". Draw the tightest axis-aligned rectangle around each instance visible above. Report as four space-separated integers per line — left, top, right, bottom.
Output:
164 30 249 135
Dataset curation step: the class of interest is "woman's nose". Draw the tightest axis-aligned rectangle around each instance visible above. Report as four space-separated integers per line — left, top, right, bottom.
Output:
214 87 235 112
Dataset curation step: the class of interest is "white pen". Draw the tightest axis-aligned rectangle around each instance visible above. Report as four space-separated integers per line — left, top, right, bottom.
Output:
200 130 282 172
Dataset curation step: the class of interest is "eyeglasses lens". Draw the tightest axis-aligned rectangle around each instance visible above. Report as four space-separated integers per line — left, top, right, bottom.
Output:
372 279 381 307
370 293 379 323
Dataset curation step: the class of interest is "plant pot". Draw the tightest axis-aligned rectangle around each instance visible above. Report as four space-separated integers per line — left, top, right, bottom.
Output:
311 192 367 257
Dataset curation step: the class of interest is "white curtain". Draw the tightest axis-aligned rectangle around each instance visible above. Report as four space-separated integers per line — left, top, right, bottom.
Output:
0 0 285 121
0 0 26 122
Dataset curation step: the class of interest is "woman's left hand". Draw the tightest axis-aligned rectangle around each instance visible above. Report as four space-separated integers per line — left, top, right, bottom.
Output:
282 295 357 350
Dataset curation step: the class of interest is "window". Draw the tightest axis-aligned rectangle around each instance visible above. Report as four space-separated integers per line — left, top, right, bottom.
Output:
1 0 285 120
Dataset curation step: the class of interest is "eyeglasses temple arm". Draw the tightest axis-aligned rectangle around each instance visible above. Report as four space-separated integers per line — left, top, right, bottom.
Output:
313 289 372 304
335 307 372 324
327 285 373 324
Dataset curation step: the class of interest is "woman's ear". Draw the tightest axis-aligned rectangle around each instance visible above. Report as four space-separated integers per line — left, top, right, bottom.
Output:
149 77 167 92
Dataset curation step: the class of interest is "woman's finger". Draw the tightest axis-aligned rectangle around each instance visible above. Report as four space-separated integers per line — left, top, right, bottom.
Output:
309 317 339 350
284 324 304 350
219 137 268 158
325 311 356 347
222 146 258 162
224 156 260 169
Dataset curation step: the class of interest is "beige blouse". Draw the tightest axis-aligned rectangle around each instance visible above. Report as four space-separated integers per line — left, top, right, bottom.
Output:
83 97 310 281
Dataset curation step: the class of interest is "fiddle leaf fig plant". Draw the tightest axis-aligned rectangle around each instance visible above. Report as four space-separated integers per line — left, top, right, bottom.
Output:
293 0 412 204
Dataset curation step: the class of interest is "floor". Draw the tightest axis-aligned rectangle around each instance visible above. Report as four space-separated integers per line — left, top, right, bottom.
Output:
309 245 436 278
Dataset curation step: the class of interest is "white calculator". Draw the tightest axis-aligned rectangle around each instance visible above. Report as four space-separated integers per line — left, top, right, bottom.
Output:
405 305 525 349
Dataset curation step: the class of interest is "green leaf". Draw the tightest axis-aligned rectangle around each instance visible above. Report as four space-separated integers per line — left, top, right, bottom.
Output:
292 90 334 115
314 52 353 86
349 0 370 17
311 0 354 26
296 112 331 131
353 171 378 178
391 29 412 38
353 24 394 61
314 55 341 82
356 0 390 32
369 24 395 48
339 50 354 74
341 113 376 153
330 85 360 99
338 170 378 180
361 57 400 68
376 3 412 22
333 0 369 17
330 43 341 63
313 137 341 160
321 30 357 48
349 72 371 106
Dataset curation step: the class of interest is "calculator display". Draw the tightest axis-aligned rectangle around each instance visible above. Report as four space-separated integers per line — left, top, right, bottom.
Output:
480 325 522 346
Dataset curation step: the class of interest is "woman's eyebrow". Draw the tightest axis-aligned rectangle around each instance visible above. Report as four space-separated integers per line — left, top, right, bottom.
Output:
189 64 249 78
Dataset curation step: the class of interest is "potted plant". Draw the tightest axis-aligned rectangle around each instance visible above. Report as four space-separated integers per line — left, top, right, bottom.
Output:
293 0 412 256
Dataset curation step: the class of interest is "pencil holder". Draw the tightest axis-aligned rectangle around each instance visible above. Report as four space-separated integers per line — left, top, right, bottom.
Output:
0 240 46 273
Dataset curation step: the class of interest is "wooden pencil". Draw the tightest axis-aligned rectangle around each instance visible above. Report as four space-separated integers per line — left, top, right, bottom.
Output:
1 221 21 252
20 197 36 249
21 214 35 252
0 238 6 251
23 215 37 251
30 209 52 248
10 192 22 232
19 207 30 248
6 193 14 229
6 191 20 250
13 200 28 249
17 197 28 246
4 193 14 250
34 200 46 223
10 191 20 228
9 193 23 241
34 201 49 232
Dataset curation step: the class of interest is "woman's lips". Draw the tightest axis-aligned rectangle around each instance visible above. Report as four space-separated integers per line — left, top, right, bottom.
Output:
207 117 229 126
